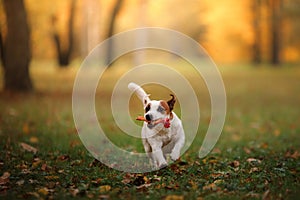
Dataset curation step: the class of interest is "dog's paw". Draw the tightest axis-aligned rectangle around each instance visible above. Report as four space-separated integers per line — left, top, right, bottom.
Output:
170 151 180 161
159 162 168 169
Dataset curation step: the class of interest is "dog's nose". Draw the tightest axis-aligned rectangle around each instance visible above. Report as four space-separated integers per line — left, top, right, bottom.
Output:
145 114 152 121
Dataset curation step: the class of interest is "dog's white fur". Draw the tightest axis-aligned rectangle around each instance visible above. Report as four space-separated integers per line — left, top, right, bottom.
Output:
128 82 185 168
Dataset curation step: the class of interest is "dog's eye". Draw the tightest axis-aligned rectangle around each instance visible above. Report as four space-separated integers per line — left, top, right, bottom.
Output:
157 106 165 113
145 104 151 113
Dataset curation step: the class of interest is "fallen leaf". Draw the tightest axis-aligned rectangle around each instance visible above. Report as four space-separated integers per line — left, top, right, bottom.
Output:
26 192 40 198
38 187 49 196
99 185 111 193
189 180 198 190
22 123 30 134
16 180 25 186
243 147 252 154
250 167 260 173
136 183 152 190
260 142 268 149
29 137 39 144
44 176 59 180
20 142 37 154
262 189 270 200
91 178 102 186
0 172 10 185
246 158 261 165
229 160 240 168
32 158 42 168
203 183 219 191
285 150 300 159
98 195 109 199
273 129 281 137
70 188 79 197
165 195 184 200
212 148 221 154
57 155 70 161
41 163 47 171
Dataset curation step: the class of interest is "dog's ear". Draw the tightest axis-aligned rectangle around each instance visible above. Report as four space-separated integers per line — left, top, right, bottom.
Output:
167 94 176 112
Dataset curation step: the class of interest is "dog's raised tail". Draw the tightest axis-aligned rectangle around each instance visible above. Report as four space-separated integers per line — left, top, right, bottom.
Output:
128 82 150 105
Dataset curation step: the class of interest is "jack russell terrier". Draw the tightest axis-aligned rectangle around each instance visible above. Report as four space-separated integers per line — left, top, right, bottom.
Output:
128 82 185 169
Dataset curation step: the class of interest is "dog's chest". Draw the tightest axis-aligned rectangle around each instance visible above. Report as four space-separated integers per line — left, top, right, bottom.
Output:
149 127 176 145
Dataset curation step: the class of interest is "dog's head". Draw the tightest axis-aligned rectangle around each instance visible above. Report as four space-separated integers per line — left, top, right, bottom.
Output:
144 95 176 128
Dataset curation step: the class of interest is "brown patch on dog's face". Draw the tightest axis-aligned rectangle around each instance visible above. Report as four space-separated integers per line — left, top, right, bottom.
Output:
160 101 170 115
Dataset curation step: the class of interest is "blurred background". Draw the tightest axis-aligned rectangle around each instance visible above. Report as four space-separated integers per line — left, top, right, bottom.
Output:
0 0 300 92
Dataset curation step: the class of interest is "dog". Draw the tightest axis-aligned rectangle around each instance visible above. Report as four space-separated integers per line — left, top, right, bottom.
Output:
128 82 185 169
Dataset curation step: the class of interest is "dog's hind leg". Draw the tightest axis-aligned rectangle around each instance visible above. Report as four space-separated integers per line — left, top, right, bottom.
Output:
170 130 185 161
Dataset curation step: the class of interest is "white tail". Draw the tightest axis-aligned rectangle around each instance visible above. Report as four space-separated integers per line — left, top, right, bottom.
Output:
128 82 150 105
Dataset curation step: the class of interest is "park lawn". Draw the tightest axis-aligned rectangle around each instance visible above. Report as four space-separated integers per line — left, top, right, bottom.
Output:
0 61 300 199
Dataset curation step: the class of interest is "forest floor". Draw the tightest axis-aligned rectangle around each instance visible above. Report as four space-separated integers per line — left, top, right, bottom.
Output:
0 61 299 199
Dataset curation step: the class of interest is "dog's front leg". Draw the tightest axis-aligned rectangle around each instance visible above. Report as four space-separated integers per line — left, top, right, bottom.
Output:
148 139 167 168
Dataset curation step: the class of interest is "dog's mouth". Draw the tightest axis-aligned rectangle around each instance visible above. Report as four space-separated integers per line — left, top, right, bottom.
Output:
136 116 170 128
147 118 159 124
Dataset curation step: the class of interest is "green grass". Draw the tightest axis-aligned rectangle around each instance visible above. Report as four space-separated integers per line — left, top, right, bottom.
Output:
0 62 300 199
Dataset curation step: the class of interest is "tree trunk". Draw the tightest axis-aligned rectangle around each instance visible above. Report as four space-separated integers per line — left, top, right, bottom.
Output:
0 31 4 67
105 0 124 66
270 0 282 65
252 0 262 65
2 0 33 92
52 0 76 67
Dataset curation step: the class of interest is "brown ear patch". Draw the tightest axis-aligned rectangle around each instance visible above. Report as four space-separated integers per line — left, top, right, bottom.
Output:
160 101 170 114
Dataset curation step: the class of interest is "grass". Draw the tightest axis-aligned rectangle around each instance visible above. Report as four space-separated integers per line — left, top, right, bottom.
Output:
0 61 300 199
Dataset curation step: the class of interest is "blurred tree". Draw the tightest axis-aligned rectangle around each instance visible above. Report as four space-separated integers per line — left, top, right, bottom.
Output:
2 0 33 92
51 0 76 67
269 0 282 65
106 0 124 66
0 31 3 66
252 0 262 64
283 0 300 62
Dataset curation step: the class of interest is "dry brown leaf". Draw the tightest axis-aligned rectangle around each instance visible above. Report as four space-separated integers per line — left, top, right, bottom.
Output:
0 172 10 185
262 189 270 200
136 183 152 190
165 195 184 200
91 178 103 185
20 142 37 154
70 188 79 197
29 136 39 143
99 195 109 199
16 180 25 186
273 129 281 136
99 185 111 193
41 163 47 171
38 187 49 196
189 180 198 190
203 182 219 191
44 176 59 180
57 155 70 161
22 123 30 134
230 160 240 168
285 150 300 159
250 167 260 173
243 147 252 154
246 158 261 164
